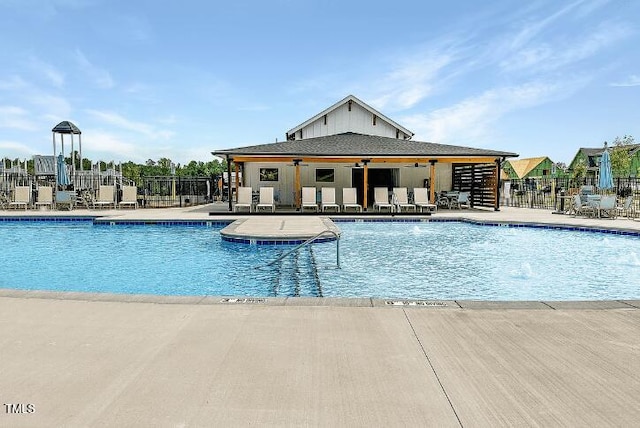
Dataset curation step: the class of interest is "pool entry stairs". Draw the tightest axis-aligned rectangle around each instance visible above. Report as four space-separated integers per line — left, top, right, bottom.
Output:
269 245 323 297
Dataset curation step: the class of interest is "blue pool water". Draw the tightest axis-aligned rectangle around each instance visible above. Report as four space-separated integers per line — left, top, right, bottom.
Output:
1 220 639 300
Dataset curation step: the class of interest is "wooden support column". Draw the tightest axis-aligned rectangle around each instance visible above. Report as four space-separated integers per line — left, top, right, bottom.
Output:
495 158 501 211
294 159 302 209
429 160 437 203
226 155 232 211
362 159 369 211
234 163 240 203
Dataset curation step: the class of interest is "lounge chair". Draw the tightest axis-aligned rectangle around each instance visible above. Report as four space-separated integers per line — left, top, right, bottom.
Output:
93 185 115 209
342 188 362 212
35 186 53 210
413 188 437 213
321 187 340 212
0 190 8 209
76 189 94 209
449 191 470 209
373 187 394 212
9 186 30 210
234 186 253 212
119 185 138 209
572 194 595 217
55 190 74 210
598 195 617 219
256 187 275 212
301 187 318 212
393 188 416 212
616 196 634 219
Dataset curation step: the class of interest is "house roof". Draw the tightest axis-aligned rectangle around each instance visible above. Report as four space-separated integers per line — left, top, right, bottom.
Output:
506 156 549 178
213 132 518 158
285 95 414 139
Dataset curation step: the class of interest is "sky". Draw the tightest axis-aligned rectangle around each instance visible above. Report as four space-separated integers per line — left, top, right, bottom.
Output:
0 0 638 166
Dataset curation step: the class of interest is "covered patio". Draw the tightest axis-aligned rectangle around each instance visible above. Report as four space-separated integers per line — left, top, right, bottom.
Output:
213 132 518 212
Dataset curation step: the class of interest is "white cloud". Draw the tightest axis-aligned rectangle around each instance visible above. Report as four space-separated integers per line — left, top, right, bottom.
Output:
401 81 567 145
0 140 37 156
27 56 65 88
0 106 39 131
501 21 633 73
74 49 115 89
610 74 640 87
367 49 456 112
0 75 29 91
86 110 174 140
82 131 139 161
28 94 72 119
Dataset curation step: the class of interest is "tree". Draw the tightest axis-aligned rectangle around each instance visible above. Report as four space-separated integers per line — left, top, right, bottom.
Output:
610 135 635 177
572 158 587 179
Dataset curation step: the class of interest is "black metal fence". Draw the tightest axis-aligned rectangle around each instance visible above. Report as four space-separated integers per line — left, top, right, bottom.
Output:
502 177 640 211
136 176 216 208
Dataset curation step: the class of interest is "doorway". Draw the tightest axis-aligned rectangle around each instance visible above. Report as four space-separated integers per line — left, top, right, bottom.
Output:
351 168 396 208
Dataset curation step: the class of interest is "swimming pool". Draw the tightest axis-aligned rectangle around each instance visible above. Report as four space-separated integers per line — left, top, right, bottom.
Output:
1 220 638 300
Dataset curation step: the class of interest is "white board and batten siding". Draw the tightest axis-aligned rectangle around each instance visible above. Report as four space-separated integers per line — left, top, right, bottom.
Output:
290 98 412 140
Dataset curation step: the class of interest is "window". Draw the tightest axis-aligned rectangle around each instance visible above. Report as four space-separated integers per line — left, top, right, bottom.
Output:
315 168 335 183
259 168 279 182
372 115 377 126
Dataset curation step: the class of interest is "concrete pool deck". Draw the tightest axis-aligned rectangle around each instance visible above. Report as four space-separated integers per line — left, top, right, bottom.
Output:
1 205 640 426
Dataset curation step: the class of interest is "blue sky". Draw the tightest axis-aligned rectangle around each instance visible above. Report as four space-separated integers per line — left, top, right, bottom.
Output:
0 0 638 166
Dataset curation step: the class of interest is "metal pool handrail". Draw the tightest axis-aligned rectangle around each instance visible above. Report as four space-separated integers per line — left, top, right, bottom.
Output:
259 229 340 269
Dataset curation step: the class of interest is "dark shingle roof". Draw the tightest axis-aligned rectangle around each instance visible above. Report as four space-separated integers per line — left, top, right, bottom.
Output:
213 133 518 158
52 121 81 134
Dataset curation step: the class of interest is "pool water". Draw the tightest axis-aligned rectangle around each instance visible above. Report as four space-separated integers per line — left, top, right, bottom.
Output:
1 221 638 300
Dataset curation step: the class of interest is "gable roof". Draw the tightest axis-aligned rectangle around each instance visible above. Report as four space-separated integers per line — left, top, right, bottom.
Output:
506 157 549 178
213 132 517 158
285 95 414 140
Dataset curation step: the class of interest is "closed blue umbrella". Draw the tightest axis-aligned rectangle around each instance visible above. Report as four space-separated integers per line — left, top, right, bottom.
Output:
57 154 70 187
598 144 614 190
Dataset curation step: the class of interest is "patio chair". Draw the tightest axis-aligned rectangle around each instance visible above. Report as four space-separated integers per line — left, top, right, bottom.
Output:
616 196 634 219
598 195 617 219
413 188 437 213
119 185 138 209
0 190 8 209
449 191 470 209
342 188 362 212
301 187 318 212
76 189 94 209
321 187 340 212
373 187 394 212
572 194 595 217
234 186 253 212
55 190 74 210
93 185 115 209
393 187 416 212
256 187 275 212
35 186 53 210
9 186 30 210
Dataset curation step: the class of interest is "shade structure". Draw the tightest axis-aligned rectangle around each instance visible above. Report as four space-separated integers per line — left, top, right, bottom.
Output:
56 154 71 187
598 147 614 190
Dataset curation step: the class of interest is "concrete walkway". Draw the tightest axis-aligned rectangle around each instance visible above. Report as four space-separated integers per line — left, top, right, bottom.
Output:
1 205 640 426
0 297 638 427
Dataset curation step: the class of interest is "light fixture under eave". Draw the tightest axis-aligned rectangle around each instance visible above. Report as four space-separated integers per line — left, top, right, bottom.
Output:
403 163 428 168
342 162 363 168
